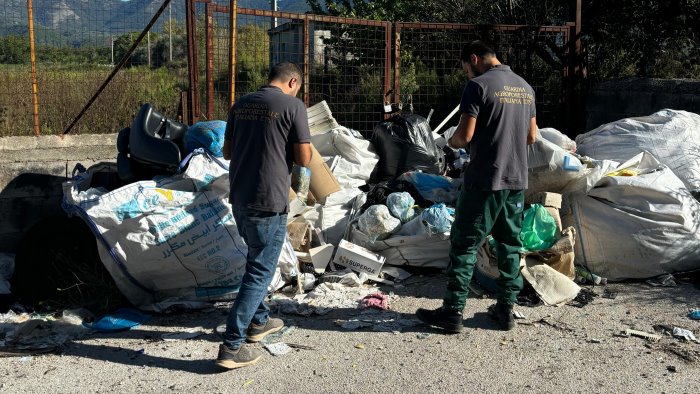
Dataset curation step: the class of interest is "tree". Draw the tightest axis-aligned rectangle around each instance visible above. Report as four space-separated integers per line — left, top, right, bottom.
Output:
0 35 29 64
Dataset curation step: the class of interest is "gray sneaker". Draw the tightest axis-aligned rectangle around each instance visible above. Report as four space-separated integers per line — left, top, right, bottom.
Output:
215 344 263 370
246 317 284 342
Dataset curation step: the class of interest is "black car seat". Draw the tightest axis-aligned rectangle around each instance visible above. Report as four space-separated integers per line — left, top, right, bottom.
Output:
117 103 188 182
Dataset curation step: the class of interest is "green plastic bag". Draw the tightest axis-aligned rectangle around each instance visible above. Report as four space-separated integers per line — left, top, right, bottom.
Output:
520 204 557 251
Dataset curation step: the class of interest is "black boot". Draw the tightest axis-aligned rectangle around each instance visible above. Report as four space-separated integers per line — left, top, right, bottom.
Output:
488 303 515 331
416 306 463 333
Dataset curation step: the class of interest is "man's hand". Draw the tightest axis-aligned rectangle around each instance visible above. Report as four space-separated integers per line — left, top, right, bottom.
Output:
448 114 476 149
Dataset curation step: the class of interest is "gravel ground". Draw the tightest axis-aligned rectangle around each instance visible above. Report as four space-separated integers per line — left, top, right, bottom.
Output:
1 275 699 394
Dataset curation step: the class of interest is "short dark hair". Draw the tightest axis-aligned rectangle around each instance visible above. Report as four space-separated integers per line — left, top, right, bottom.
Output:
269 62 302 83
460 40 496 62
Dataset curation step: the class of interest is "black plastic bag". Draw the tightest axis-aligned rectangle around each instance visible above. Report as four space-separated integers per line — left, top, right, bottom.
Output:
368 114 445 183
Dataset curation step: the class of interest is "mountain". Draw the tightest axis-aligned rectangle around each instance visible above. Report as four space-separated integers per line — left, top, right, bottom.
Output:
0 0 311 45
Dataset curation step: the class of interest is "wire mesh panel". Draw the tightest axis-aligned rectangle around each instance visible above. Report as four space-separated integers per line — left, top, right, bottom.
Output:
0 0 188 136
397 23 569 131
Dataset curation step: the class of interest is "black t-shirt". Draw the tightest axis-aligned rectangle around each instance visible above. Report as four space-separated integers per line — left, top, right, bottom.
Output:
460 65 536 191
225 85 311 212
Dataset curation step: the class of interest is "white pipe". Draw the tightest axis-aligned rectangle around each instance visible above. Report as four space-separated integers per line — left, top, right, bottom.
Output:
433 104 460 134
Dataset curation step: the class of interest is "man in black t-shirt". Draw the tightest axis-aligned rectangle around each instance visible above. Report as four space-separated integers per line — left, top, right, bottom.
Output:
417 41 537 332
216 62 311 369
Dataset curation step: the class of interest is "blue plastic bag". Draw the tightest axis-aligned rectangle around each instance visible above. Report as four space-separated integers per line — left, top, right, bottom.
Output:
421 203 453 234
386 192 416 223
184 120 227 157
85 308 151 333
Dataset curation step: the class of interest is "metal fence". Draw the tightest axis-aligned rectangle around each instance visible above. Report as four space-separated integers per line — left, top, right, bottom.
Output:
0 0 187 136
0 0 578 136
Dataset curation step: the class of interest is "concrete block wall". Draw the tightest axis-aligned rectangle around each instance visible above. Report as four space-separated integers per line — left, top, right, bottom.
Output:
0 134 117 253
586 78 700 131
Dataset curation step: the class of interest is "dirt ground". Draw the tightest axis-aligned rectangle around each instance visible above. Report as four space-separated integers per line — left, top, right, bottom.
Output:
1 275 699 394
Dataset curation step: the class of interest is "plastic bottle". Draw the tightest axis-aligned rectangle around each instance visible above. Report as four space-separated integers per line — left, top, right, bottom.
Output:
575 266 607 285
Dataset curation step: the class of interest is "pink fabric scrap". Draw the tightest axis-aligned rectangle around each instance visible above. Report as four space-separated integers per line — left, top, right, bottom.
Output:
360 292 390 310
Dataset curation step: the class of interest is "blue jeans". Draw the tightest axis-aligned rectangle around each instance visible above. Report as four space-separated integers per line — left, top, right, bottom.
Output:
223 208 287 349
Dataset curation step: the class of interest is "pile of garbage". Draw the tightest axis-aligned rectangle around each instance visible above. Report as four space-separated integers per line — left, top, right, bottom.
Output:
50 103 700 311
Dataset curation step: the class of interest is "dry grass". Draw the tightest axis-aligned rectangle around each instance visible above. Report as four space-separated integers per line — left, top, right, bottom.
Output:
0 64 188 136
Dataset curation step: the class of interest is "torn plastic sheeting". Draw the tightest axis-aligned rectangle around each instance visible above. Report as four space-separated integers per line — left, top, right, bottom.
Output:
539 127 576 152
672 327 698 342
271 283 375 316
576 109 700 193
396 172 459 204
527 136 588 198
1 311 89 352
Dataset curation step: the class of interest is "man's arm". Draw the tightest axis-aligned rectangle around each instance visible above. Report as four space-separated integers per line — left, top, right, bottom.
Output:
527 117 537 145
223 140 231 160
448 113 476 149
294 142 312 167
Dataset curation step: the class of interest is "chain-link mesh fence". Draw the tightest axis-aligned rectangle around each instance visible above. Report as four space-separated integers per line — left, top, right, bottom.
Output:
0 0 187 136
1 0 574 136
396 23 570 132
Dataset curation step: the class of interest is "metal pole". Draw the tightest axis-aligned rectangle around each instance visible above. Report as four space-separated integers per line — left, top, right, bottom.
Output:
62 0 173 135
169 2 173 62
27 0 41 136
229 0 237 107
303 17 309 106
206 4 214 119
111 36 114 65
147 30 151 67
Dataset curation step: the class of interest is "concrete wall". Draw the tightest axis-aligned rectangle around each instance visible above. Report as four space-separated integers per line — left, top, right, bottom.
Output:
585 78 700 131
0 134 117 253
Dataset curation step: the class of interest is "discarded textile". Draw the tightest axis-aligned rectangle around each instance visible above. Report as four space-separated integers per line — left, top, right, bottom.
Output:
360 292 390 310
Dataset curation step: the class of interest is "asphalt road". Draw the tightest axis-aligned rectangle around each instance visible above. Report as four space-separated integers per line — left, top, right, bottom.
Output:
2 275 699 393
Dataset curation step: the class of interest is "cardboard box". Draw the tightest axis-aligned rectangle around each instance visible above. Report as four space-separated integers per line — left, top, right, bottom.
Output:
308 144 341 201
526 192 562 209
332 239 386 276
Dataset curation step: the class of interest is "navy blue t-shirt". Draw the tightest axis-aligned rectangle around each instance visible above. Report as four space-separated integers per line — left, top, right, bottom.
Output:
225 85 311 212
460 65 536 191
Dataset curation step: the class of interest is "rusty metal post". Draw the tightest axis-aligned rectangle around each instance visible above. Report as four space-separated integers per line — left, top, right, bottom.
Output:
566 22 576 136
26 0 40 136
229 0 237 107
393 24 401 105
303 17 310 106
383 22 391 105
205 3 214 120
186 0 201 122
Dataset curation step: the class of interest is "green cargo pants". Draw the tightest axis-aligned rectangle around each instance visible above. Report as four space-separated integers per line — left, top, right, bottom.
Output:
443 189 525 310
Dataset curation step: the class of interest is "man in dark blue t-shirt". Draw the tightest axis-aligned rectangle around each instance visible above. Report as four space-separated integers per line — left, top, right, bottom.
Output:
216 62 311 369
417 41 537 332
